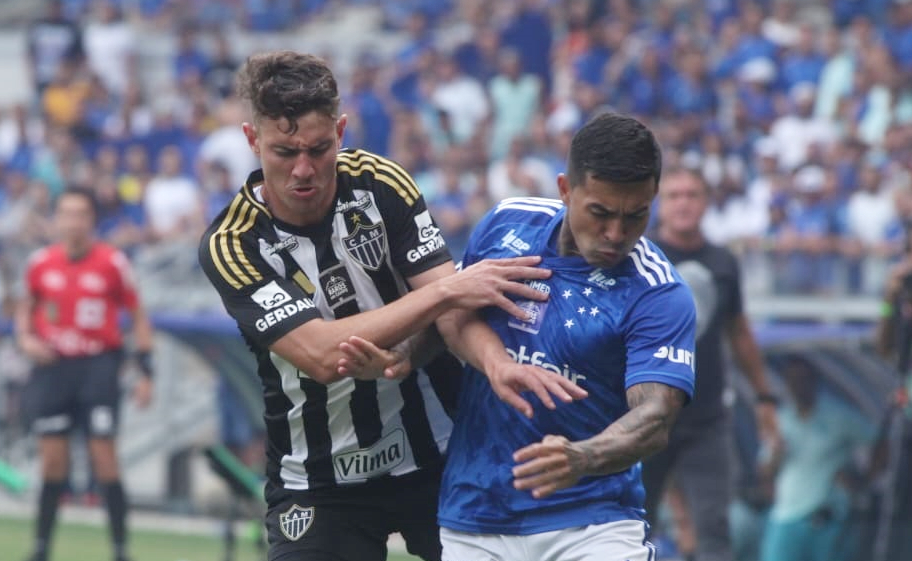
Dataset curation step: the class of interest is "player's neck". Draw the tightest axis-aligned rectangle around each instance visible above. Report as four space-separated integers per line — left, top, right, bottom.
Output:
658 226 704 251
63 238 93 260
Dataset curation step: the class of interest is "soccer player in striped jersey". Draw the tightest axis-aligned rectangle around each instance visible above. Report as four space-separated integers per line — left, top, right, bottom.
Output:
342 113 697 560
197 51 585 561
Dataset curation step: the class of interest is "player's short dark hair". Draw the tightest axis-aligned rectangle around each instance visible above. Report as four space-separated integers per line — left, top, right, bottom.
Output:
235 51 340 134
566 112 662 189
57 185 99 220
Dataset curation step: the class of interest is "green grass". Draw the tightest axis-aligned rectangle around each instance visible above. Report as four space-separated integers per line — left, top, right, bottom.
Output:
0 516 421 561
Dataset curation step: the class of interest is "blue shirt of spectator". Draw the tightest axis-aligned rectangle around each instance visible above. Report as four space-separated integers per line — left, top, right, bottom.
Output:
500 6 552 92
345 88 392 157
664 71 716 116
779 52 827 92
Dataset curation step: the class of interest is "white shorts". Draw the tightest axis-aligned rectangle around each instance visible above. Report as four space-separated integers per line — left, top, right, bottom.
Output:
441 519 656 561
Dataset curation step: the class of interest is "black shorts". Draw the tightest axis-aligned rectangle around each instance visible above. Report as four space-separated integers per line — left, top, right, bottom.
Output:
265 464 443 561
28 350 124 438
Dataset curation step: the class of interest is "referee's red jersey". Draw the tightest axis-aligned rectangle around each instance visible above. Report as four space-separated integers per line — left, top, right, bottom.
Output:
25 242 139 357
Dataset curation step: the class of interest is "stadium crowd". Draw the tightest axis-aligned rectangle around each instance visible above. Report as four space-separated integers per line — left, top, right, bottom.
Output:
0 0 911 312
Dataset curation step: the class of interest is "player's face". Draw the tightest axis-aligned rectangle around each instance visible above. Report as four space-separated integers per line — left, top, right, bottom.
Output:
558 172 657 269
244 112 347 227
55 193 95 246
657 171 708 236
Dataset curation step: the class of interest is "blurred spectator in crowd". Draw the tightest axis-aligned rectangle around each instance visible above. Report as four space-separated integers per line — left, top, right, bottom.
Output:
778 23 827 93
499 0 552 94
143 145 204 242
84 1 136 97
196 99 258 189
201 160 236 223
429 52 489 148
759 355 883 561
41 61 91 134
771 83 839 172
487 47 541 161
343 53 393 156
172 24 210 89
27 0 84 96
842 156 898 294
204 31 240 100
94 173 146 254
487 135 554 201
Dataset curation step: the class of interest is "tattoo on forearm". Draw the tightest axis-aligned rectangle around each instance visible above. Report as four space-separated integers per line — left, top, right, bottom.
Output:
580 383 686 476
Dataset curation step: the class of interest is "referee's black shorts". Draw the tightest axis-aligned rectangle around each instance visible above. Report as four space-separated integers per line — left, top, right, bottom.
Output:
265 464 443 561
27 349 124 438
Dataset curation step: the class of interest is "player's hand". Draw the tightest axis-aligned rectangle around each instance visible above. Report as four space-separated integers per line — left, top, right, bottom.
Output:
337 336 412 380
133 376 153 408
512 434 587 499
755 401 782 457
439 256 552 320
19 334 57 365
486 358 587 419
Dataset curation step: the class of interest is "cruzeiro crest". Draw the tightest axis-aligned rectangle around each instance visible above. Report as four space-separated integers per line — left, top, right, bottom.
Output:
343 222 387 270
279 504 314 541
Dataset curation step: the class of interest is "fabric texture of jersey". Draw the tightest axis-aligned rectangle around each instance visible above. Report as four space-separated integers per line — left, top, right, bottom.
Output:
199 148 461 493
25 242 139 357
439 197 696 535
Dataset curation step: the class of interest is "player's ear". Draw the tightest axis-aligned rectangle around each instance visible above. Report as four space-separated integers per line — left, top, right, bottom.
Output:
242 122 260 156
557 174 571 204
336 114 348 143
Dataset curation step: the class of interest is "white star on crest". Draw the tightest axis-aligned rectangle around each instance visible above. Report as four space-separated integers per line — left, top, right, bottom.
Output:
562 290 572 299
583 287 593 296
564 319 575 328
590 307 600 316
578 306 586 314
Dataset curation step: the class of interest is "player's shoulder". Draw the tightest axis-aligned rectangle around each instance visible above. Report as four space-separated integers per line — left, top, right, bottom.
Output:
336 148 421 206
624 237 688 291
490 197 564 222
25 245 59 270
200 188 270 250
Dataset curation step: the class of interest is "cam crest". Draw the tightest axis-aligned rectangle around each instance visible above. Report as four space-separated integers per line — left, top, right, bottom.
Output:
279 504 314 541
343 222 387 270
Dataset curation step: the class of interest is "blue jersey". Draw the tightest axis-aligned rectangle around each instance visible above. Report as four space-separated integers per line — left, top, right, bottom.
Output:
439 197 697 535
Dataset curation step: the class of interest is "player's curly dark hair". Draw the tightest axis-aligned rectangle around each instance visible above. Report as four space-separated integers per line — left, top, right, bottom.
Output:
566 112 663 189
235 51 340 134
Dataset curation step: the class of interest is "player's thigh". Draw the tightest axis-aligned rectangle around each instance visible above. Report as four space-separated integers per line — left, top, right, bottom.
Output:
389 466 443 561
535 520 656 561
30 362 78 437
440 528 514 561
265 494 388 561
77 351 123 438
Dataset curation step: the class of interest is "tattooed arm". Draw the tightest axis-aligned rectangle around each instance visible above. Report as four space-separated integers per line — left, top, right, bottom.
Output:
512 382 687 498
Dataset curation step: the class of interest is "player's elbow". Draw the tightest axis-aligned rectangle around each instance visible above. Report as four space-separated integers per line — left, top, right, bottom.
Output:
269 332 343 385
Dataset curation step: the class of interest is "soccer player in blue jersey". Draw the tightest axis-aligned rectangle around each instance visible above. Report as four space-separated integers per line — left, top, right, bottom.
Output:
341 112 696 560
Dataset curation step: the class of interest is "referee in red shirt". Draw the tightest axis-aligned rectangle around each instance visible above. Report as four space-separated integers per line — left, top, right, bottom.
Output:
15 186 154 561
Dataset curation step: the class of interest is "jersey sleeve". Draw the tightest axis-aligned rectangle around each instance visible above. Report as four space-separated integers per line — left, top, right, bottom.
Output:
108 248 140 310
623 282 697 399
349 151 453 277
199 218 322 348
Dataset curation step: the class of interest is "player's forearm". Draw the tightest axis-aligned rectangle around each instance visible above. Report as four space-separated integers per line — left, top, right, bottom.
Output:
436 308 509 374
130 306 155 352
576 382 686 476
730 316 771 395
273 281 454 383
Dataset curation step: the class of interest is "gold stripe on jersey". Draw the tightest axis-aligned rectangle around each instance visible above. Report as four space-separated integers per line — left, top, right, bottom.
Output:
241 181 270 215
292 270 316 296
337 151 420 205
339 150 421 199
210 197 263 289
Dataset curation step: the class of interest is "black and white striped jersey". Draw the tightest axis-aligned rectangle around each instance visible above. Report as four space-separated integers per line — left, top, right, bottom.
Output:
199 148 462 491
